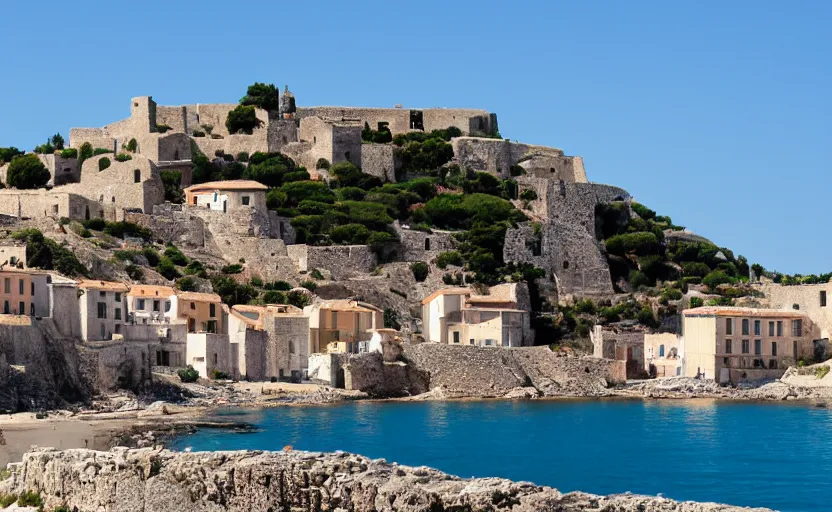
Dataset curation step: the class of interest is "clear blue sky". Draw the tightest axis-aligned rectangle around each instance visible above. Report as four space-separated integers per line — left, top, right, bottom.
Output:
1 1 829 274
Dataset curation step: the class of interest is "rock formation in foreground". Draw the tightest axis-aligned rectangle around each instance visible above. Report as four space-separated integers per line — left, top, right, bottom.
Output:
3 447 772 511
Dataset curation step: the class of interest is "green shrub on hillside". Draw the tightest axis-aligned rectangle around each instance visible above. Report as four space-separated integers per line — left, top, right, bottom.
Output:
60 148 78 158
156 257 180 280
703 270 734 290
605 232 659 257
12 228 87 277
239 82 281 111
411 261 429 282
178 365 199 383
164 245 188 265
436 251 463 269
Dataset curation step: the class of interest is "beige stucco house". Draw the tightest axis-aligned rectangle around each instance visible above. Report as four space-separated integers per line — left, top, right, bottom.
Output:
184 180 268 213
421 283 533 348
77 280 129 341
304 299 383 355
682 306 818 384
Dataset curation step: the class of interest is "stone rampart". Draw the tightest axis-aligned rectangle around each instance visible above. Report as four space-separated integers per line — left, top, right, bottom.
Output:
360 143 399 182
297 106 494 136
129 205 206 248
77 340 157 392
452 137 583 181
401 344 622 397
68 154 164 214
287 244 377 279
394 224 456 262
3 447 770 512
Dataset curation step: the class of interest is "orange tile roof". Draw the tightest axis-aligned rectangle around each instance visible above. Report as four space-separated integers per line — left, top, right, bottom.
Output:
683 306 806 319
77 280 129 292
184 180 268 193
177 291 222 303
420 288 471 305
128 285 176 298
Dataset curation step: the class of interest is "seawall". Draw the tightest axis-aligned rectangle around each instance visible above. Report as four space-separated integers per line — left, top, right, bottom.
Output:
3 447 772 512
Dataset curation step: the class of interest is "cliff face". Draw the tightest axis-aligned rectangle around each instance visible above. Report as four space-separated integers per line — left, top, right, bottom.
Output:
4 447 773 512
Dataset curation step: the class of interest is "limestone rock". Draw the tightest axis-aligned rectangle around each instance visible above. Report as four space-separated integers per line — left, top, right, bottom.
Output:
2 447 774 512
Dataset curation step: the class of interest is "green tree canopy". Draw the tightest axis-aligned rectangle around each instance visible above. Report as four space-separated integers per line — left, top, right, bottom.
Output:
226 105 262 135
7 154 50 189
239 82 281 111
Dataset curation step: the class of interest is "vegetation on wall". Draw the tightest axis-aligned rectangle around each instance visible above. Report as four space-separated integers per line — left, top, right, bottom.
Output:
226 105 262 135
0 147 24 164
239 82 281 111
6 154 50 189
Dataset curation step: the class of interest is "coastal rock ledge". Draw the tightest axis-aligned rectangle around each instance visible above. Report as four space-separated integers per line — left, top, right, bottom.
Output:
3 447 771 512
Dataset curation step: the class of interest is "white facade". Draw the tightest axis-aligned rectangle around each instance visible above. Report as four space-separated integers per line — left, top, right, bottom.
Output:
78 284 128 341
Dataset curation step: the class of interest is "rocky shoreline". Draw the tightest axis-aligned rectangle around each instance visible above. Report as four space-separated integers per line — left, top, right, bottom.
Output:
1 447 774 512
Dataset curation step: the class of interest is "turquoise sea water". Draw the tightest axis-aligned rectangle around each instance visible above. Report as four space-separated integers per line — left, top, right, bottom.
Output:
169 399 832 511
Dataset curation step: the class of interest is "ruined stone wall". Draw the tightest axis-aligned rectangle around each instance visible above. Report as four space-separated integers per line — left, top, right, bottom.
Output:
452 137 570 179
298 117 361 169
232 329 267 381
262 314 309 379
183 104 269 139
4 448 771 512
332 125 362 168
67 154 164 213
156 133 192 161
520 154 587 183
296 106 494 136
297 107 411 134
394 224 456 262
68 128 116 152
402 344 622 397
155 106 187 133
0 190 100 221
77 340 157 392
287 244 377 279
422 108 494 134
360 143 398 182
343 352 424 397
267 212 296 244
266 118 298 152
129 205 206 248
37 153 80 186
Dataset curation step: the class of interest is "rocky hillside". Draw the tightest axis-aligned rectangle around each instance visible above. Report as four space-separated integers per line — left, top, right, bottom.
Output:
2 447 773 512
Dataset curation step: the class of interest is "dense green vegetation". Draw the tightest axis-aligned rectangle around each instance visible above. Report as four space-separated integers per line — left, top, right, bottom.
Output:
240 82 281 111
0 147 24 163
11 229 88 277
226 105 262 135
6 154 50 189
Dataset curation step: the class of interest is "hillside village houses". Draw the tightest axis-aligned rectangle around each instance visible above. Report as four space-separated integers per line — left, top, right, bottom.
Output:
6 84 832 399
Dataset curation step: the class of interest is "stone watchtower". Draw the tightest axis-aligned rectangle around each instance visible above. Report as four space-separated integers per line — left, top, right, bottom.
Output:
279 86 296 119
130 96 157 133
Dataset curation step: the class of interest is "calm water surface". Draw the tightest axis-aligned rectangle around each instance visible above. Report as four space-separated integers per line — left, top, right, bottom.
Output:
169 399 832 511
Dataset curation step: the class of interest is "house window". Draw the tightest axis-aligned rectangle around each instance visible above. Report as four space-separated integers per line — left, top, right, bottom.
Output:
3 278 9 294
754 320 761 336
771 342 778 356
241 196 250 206
725 318 733 335
777 321 783 337
453 332 460 344
768 321 775 337
741 340 749 354
190 302 196 310
18 279 23 295
165 300 171 312
206 320 217 333
18 301 24 315
725 340 732 354
30 303 35 316
99 291 106 298
793 319 803 337
115 324 121 334
31 282 34 296
331 311 337 326
100 324 106 339
822 291 828 307
134 169 141 183
153 300 160 312
793 304 800 310
742 319 749 335
97 302 107 319
114 308 121 320
659 345 665 357
213 192 218 202
115 292 121 302
754 339 761 355
137 298 146 310
209 303 216 317
469 339 475 345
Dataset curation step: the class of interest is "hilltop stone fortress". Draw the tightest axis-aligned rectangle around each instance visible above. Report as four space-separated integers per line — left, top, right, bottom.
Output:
1 87 630 300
